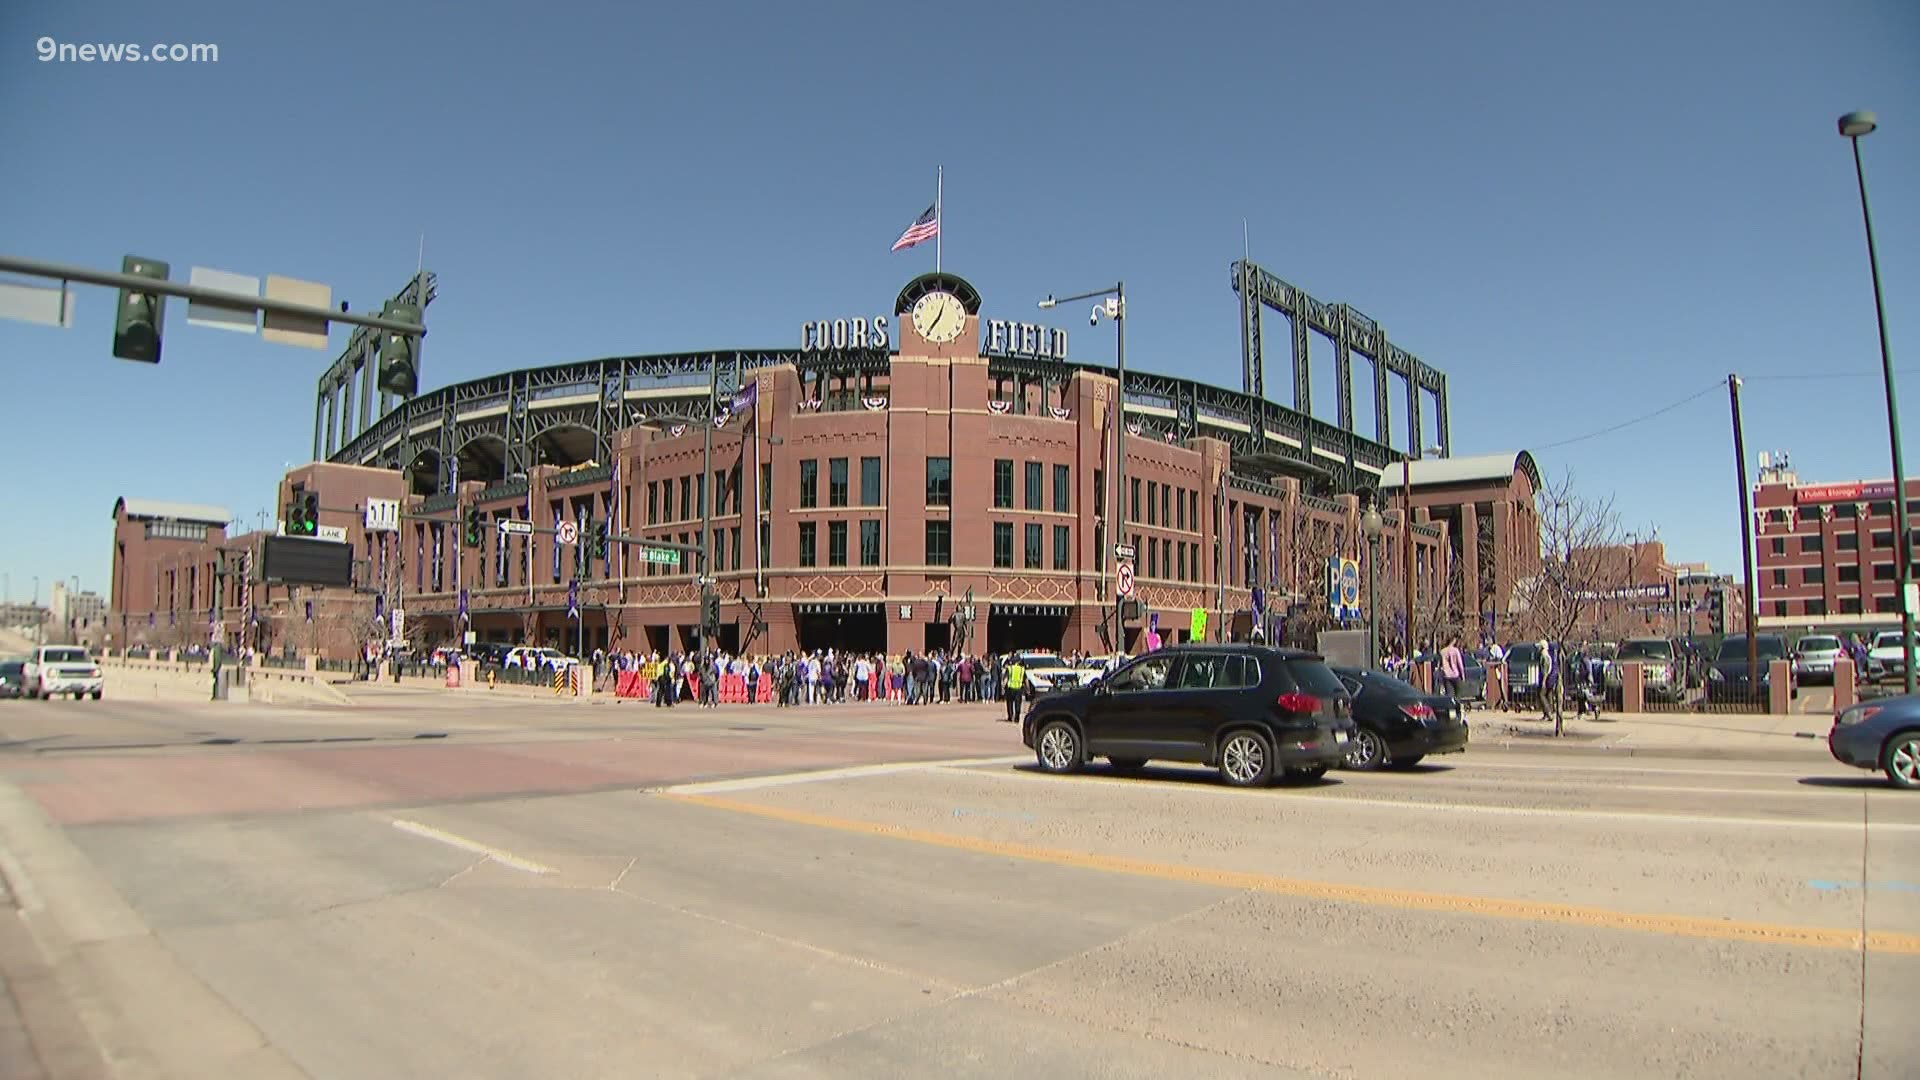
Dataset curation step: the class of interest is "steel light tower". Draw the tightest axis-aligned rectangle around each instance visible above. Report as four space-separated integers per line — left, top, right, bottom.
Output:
1040 283 1125 652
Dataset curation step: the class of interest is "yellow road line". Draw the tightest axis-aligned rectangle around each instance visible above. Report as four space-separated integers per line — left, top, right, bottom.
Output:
664 792 1920 956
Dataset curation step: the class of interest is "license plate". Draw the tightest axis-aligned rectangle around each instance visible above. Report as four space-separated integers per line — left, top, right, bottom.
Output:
1334 730 1349 744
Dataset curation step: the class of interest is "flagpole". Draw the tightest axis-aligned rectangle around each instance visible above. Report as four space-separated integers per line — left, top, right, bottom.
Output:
935 166 943 273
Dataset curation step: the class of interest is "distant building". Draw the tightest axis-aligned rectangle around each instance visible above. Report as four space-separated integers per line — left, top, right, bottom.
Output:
108 497 233 648
49 581 108 648
1750 464 1919 632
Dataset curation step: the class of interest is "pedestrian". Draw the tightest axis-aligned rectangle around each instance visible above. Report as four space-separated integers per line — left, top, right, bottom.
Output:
1440 637 1465 700
747 657 761 704
1003 654 1027 723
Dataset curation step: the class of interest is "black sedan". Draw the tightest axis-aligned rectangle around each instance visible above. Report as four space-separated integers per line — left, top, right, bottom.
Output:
0 659 22 699
1332 666 1469 770
1829 693 1920 789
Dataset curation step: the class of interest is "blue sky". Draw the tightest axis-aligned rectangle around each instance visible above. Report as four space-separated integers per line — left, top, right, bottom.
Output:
2 0 1915 608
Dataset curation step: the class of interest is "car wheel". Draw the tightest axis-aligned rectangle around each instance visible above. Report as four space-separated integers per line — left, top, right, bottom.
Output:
1343 727 1389 771
1884 733 1920 791
1034 720 1082 774
91 691 102 701
1217 730 1273 787
1107 757 1147 772
1283 764 1330 782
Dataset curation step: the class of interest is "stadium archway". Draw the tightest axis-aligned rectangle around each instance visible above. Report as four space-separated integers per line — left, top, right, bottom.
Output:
454 435 509 487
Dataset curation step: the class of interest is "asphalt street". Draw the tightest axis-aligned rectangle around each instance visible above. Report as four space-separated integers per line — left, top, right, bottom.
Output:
0 694 1914 1079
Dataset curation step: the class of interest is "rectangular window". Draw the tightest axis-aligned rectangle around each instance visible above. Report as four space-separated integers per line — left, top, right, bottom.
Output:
1024 523 1042 569
1877 595 1899 613
1161 485 1170 527
799 460 818 509
714 529 727 573
926 458 951 507
1190 491 1199 529
1177 489 1186 531
759 519 771 567
828 520 848 566
1178 542 1187 581
861 457 881 506
1773 600 1788 617
714 470 729 518
1148 537 1157 578
1874 562 1896 580
1162 540 1172 579
798 522 817 567
1131 478 1141 521
994 522 1014 568
1147 481 1158 525
1053 464 1070 514
1803 566 1824 584
1874 530 1893 548
1871 500 1893 517
1807 598 1827 616
994 459 1014 509
829 458 849 507
1801 533 1821 553
648 482 659 525
1840 564 1860 583
1025 461 1042 511
1771 569 1787 587
1838 503 1858 519
1838 533 1858 551
1769 537 1785 555
1094 522 1105 574
677 477 690 521
860 520 880 565
696 474 707 518
1053 525 1070 570
1094 469 1105 517
925 520 951 565
758 463 770 513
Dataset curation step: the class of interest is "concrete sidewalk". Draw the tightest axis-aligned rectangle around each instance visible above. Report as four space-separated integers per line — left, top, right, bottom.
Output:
1466 707 1835 762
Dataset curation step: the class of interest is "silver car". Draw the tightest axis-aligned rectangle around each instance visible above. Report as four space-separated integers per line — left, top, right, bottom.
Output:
1792 634 1847 686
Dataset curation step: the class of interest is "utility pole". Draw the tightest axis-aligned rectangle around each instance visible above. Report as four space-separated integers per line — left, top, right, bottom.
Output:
702 357 716 649
1729 375 1759 688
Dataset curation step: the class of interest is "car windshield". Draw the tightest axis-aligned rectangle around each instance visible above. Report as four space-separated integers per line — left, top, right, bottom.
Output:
1617 641 1673 661
44 648 90 663
1716 637 1786 661
1796 636 1840 652
1875 632 1909 649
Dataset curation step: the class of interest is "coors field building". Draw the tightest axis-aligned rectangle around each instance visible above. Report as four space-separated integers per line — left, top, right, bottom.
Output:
115 264 1544 660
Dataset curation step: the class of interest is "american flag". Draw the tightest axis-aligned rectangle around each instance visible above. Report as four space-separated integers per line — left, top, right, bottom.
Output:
890 205 938 251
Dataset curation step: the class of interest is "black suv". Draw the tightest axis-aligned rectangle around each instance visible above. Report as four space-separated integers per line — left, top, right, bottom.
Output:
1020 645 1355 786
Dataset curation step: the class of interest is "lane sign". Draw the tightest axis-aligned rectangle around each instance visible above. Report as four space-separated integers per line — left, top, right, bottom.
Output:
499 519 533 536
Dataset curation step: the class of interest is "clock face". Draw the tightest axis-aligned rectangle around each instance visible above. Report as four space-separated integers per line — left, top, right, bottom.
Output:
910 291 967 344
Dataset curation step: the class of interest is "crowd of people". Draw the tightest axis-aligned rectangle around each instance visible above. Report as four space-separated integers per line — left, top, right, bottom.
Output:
593 647 1045 710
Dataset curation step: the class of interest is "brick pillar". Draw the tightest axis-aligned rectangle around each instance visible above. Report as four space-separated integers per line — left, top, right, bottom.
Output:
1620 661 1644 713
1768 659 1793 715
1832 658 1856 711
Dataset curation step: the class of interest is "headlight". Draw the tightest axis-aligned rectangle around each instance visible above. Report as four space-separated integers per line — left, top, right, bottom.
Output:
1836 704 1880 727
1709 668 1724 682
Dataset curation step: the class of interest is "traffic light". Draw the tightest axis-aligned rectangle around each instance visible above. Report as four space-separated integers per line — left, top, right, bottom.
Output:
290 492 319 536
591 522 609 561
463 506 482 548
112 256 169 363
701 590 720 632
1708 589 1726 635
377 300 420 397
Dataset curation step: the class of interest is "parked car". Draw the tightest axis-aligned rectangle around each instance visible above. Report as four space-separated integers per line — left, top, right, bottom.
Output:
1013 651 1097 696
1022 645 1355 787
1706 634 1792 704
1606 638 1683 702
505 647 578 671
1791 635 1848 686
465 642 514 668
1413 650 1487 703
0 659 24 699
1828 693 1920 789
22 645 103 701
1503 642 1545 705
1868 630 1913 685
1331 666 1469 770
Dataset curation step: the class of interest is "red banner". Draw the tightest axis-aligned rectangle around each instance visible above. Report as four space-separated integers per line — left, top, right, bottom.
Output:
1794 481 1895 505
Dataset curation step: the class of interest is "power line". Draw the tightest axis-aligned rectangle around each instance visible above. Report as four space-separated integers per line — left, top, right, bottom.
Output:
1529 378 1728 451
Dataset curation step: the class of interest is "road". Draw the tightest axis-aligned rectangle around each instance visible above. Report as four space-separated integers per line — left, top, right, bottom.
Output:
0 694 1914 1079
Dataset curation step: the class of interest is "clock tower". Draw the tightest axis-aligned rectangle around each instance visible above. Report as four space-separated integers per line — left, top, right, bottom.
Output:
895 272 982 359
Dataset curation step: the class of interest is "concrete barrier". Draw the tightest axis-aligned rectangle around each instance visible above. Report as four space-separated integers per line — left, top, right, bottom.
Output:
100 657 351 706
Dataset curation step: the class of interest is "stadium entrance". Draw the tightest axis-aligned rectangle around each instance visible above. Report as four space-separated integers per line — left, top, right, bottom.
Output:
795 603 886 653
986 605 1070 654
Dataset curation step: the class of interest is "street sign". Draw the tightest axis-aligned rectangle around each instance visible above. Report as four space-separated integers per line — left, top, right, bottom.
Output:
363 497 400 533
1114 543 1136 561
499 519 533 536
556 520 578 545
696 575 716 586
390 608 405 645
1116 560 1135 598
640 546 680 566
316 524 347 542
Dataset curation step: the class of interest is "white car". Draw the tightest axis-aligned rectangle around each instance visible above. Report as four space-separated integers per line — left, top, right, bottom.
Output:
24 645 103 701
1012 652 1095 695
505 647 579 672
1868 631 1913 684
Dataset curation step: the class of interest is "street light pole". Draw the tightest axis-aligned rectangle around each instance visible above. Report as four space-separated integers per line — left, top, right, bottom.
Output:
1363 497 1384 669
1041 282 1125 653
702 357 716 648
1839 110 1915 695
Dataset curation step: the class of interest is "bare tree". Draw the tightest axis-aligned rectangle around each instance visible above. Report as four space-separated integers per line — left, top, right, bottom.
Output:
1373 550 1470 659
1279 511 1343 647
1507 471 1629 734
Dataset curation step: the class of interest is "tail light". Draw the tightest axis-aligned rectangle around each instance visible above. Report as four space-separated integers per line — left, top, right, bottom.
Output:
1276 692 1320 714
1398 703 1434 721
